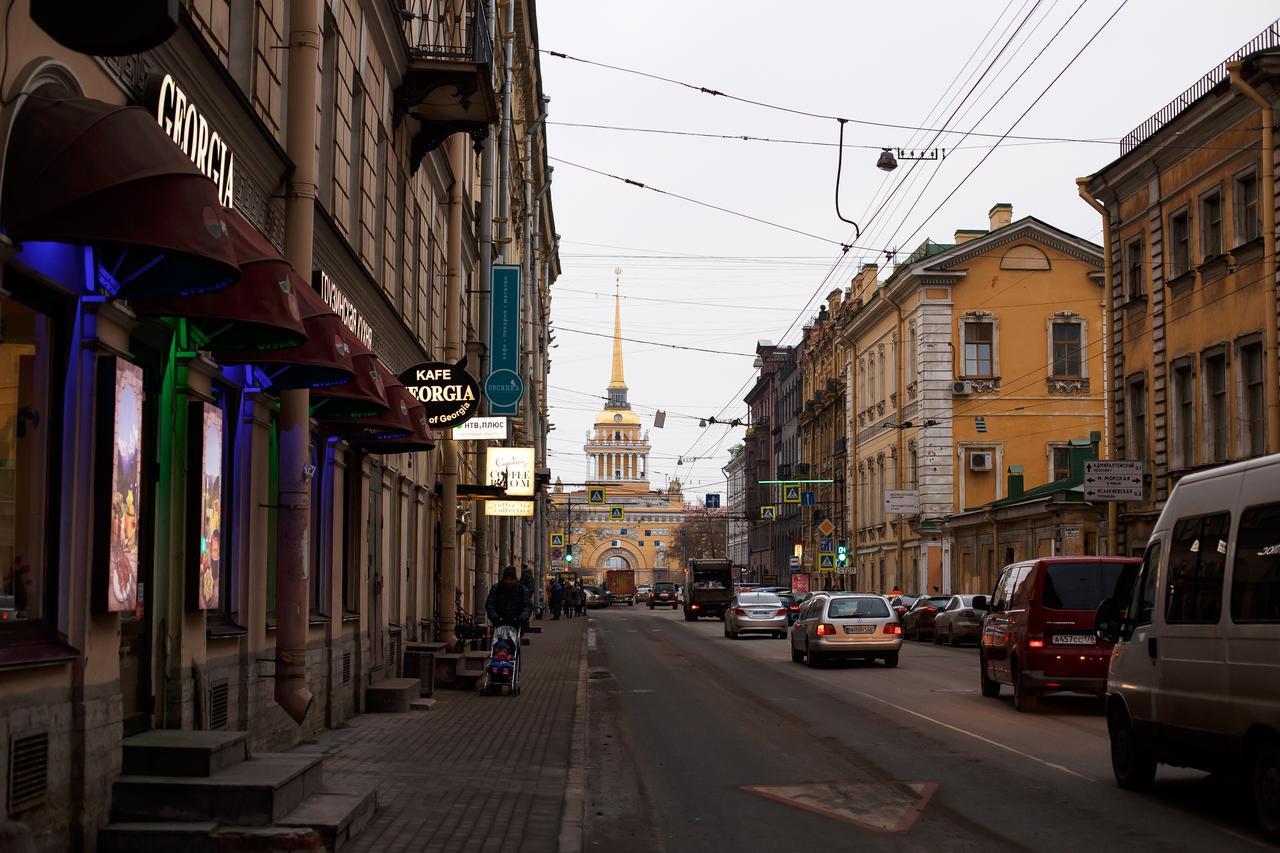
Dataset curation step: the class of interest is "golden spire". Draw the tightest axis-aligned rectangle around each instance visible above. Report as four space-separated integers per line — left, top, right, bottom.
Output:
608 267 626 390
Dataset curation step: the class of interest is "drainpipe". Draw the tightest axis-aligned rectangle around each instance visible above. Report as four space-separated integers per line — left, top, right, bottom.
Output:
440 133 467 645
474 0 496 606
885 290 907 591
1228 62 1279 455
275 0 321 725
1077 178 1118 557
496 0 516 571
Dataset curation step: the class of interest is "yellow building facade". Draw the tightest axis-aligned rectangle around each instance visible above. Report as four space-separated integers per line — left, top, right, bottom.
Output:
549 281 687 584
840 205 1104 595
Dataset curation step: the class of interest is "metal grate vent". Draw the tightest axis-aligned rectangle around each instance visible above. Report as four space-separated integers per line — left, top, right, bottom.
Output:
8 731 49 813
389 634 402 673
209 681 230 730
342 651 352 685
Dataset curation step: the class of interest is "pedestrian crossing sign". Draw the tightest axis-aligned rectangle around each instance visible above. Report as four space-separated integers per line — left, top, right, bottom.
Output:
610 506 625 520
589 487 606 504
550 533 565 547
783 485 801 503
761 505 776 521
818 553 836 570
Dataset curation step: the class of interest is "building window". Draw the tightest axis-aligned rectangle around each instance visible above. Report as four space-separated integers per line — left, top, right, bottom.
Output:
0 287 60 627
1050 321 1083 378
645 529 652 536
1173 360 1195 469
962 320 994 377
1239 340 1265 457
1124 235 1145 299
1202 350 1228 463
1235 170 1260 245
867 353 876 405
1170 209 1191 277
908 445 918 490
1051 445 1071 482
1200 191 1222 260
1127 375 1148 463
907 324 917 380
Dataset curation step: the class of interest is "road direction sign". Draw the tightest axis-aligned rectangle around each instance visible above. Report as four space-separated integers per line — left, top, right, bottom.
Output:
588 487 606 504
817 518 835 538
819 536 833 553
1084 460 1145 501
818 554 836 570
705 493 721 509
800 491 815 506
883 489 921 514
549 533 565 547
761 505 776 521
783 485 801 503
610 505 625 521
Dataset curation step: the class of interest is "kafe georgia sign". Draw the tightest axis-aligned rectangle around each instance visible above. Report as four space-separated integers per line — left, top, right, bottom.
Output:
399 358 480 430
150 72 236 208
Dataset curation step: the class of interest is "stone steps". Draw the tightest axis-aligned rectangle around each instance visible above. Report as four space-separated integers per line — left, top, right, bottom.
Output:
122 730 249 778
364 677 421 713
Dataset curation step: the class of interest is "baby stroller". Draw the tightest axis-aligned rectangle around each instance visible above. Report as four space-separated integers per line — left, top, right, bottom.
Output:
478 625 521 696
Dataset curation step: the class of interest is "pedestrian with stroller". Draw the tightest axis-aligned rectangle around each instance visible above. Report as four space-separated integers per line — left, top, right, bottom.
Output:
485 565 532 630
549 578 565 620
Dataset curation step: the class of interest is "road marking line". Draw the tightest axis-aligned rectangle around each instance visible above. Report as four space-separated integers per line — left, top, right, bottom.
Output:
587 628 597 651
1220 827 1280 851
742 782 937 832
851 691 1093 781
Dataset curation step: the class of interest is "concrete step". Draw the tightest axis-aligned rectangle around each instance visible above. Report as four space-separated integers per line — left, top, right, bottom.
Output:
459 651 490 674
401 651 437 697
111 752 324 826
277 783 378 852
438 670 481 691
364 678 420 713
122 730 249 778
404 641 447 654
431 653 463 688
99 821 220 853
408 698 436 712
525 626 543 634
521 637 531 647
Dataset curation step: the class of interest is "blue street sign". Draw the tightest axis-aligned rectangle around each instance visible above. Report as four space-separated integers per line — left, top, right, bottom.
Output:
486 265 522 414
783 485 801 503
819 554 836 570
589 488 605 504
819 537 832 553
705 493 721 509
800 491 816 506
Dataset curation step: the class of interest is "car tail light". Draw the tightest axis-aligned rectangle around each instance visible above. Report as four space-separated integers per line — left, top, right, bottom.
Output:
691 604 700 610
1028 638 1045 648
816 623 837 636
732 608 746 616
776 609 788 616
788 605 798 612
924 606 937 612
1045 682 1062 688
884 623 901 635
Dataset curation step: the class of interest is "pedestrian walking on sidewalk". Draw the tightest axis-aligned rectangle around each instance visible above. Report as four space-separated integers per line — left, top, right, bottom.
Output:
565 583 579 619
485 565 533 631
550 578 565 620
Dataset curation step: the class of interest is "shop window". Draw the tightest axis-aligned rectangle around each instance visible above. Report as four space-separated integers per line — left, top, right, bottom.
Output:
1166 513 1229 625
1170 209 1191 278
1234 170 1260 246
0 288 60 628
1200 191 1222 259
208 387 239 620
1202 350 1228 463
1231 502 1280 623
1124 235 1145 299
1239 339 1264 458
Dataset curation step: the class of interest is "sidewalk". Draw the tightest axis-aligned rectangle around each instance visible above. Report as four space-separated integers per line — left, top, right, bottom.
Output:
299 617 587 853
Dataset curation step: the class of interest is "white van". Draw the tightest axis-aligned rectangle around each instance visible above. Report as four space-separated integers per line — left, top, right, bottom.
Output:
1097 452 1280 840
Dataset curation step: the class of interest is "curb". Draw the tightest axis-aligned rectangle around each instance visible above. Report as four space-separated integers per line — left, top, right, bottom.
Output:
557 626 588 853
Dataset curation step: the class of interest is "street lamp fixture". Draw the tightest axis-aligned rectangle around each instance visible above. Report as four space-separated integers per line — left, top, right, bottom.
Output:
879 148 947 172
876 148 898 172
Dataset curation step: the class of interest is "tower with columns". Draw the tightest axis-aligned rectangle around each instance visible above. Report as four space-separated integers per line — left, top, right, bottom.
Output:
585 272 652 483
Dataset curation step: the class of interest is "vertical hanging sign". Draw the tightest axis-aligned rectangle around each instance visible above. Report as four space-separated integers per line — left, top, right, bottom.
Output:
486 264 524 415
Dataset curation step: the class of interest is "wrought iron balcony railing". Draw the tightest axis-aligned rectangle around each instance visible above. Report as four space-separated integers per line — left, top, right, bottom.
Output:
400 0 493 66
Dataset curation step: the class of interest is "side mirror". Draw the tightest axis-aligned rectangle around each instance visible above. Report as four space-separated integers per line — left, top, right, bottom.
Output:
972 595 989 612
1095 597 1122 644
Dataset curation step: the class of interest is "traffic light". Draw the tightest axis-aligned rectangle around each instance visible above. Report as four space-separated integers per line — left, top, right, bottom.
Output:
836 542 848 567
565 546 574 564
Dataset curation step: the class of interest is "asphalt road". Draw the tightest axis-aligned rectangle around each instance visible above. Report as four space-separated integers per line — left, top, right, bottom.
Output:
582 604 1278 853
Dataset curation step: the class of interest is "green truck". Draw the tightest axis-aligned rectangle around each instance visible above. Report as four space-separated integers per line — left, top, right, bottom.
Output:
683 559 733 620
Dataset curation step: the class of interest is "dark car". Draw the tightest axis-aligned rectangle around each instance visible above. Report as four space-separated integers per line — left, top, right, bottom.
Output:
901 595 951 640
648 581 679 609
776 592 802 624
888 594 918 622
977 557 1140 711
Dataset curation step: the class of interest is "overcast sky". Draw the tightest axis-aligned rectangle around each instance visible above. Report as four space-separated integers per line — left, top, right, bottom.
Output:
538 0 1278 499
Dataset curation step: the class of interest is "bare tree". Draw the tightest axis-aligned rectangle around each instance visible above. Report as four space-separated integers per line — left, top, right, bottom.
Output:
666 505 727 566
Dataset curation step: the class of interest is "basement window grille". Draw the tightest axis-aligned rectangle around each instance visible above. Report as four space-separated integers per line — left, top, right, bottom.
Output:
209 681 230 731
342 651 352 685
8 731 49 813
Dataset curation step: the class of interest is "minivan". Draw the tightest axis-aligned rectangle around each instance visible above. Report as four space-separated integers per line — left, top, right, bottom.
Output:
1095 453 1280 840
974 556 1140 711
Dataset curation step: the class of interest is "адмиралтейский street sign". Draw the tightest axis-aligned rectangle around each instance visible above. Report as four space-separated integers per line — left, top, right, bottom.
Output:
1083 460 1145 502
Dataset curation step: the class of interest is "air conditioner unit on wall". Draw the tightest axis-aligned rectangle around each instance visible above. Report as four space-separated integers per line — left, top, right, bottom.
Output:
952 380 973 396
969 451 993 471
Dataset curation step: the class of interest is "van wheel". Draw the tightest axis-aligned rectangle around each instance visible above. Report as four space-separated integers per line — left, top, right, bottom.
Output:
1255 737 1280 840
979 651 1000 698
1109 708 1157 791
1012 661 1037 712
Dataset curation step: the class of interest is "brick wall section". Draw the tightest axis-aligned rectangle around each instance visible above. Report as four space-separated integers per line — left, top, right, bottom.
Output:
299 619 585 853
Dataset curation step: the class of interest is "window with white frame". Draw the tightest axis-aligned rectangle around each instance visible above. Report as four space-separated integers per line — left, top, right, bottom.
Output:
1238 337 1264 458
1202 349 1229 463
1234 169 1260 246
961 316 996 378
1048 443 1071 482
1049 317 1084 378
1172 359 1195 469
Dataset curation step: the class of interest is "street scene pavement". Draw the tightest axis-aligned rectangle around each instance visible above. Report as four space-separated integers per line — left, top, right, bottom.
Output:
583 606 1276 853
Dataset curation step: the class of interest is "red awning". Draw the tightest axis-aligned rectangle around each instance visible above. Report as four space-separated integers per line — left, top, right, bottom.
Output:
0 94 239 298
319 363 419 441
216 282 356 388
130 212 306 351
353 401 437 454
310 348 390 419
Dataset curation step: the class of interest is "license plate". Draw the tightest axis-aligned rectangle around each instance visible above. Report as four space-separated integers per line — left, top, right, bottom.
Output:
751 611 773 619
844 625 875 634
1055 634 1095 645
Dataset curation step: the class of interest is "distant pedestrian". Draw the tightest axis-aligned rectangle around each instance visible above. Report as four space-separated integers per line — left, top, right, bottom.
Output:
550 579 565 620
574 580 586 616
565 583 579 618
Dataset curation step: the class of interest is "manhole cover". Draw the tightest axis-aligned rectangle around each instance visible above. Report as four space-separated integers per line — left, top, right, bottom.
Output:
587 669 612 680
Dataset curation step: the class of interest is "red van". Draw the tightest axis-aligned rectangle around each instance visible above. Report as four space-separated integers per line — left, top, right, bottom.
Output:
975 557 1140 712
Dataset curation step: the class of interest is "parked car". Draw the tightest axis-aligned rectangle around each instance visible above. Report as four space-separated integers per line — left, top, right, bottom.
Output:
790 593 902 668
933 595 982 645
636 585 652 604
776 592 802 624
648 581 679 609
975 556 1140 712
888 594 918 621
583 585 610 609
1095 452 1280 840
901 595 951 640
724 592 788 639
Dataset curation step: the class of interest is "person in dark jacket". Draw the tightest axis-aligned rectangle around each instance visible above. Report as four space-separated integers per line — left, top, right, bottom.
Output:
549 579 565 620
485 565 532 628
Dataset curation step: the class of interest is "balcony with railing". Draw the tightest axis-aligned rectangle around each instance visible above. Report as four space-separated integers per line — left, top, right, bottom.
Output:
393 0 499 170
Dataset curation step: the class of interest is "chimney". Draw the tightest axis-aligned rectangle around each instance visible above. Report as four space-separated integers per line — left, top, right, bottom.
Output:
954 229 986 244
1007 465 1024 500
826 288 843 316
853 263 879 302
988 203 1013 231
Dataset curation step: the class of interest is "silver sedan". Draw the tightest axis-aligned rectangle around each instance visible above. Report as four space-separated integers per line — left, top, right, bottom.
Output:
790 593 903 667
724 592 789 639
